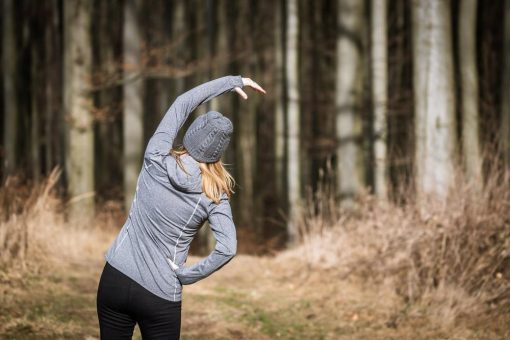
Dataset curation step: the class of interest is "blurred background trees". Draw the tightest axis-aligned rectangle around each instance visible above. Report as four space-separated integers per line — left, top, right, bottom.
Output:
0 0 508 252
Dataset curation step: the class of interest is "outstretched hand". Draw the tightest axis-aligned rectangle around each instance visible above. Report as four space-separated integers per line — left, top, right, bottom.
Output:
234 77 266 99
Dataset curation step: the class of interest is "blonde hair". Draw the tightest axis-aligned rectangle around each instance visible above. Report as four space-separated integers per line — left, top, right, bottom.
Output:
170 147 235 204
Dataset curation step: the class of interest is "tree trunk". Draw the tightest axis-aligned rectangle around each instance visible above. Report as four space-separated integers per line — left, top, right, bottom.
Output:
172 0 187 96
233 0 257 232
286 0 301 245
459 0 482 186
95 0 122 195
31 35 41 182
64 0 95 224
210 1 228 114
371 0 388 199
274 0 286 208
151 1 173 117
44 0 59 176
502 0 510 172
335 0 365 205
193 0 208 117
411 0 456 199
2 0 18 179
123 0 145 210
46 0 64 179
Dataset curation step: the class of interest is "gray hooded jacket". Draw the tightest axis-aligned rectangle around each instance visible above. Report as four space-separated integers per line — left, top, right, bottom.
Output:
104 75 243 302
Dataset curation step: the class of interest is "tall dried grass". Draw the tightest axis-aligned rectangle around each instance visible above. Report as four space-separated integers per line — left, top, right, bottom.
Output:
284 167 510 325
0 168 117 272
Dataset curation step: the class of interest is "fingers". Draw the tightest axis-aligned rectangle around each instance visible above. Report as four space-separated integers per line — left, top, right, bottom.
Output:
234 87 248 100
250 81 267 94
241 77 267 95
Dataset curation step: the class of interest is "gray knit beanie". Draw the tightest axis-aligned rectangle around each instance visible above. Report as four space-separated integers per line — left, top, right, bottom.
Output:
183 111 233 163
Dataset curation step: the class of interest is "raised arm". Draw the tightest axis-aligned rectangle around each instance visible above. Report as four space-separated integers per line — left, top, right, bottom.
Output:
174 197 237 285
144 75 244 158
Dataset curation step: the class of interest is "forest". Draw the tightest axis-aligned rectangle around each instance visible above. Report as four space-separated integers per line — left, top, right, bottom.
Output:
1 0 509 338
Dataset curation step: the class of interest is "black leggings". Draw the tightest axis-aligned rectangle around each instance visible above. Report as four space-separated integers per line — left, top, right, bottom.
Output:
96 262 181 339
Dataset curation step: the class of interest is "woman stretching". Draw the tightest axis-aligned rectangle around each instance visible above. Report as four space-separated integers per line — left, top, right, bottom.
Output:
96 75 266 339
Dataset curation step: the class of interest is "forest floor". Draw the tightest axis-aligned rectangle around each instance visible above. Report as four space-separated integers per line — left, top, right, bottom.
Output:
1 252 509 340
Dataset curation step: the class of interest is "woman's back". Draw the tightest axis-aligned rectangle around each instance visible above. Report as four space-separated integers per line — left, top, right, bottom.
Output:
104 153 206 301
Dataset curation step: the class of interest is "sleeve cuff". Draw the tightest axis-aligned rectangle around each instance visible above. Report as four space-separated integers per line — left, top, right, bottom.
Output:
229 75 244 89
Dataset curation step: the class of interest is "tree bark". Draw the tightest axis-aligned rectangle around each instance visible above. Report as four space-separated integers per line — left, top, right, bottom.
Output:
95 0 122 195
335 0 365 205
275 0 286 207
232 0 257 233
172 0 187 96
151 1 173 117
411 0 457 199
286 0 301 245
44 0 59 176
123 0 145 210
502 0 510 171
31 33 41 182
2 0 18 179
47 0 64 179
64 0 95 224
459 0 482 186
210 1 228 114
371 0 388 199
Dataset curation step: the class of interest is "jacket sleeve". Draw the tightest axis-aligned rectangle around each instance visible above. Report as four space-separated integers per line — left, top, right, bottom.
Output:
144 75 244 158
175 196 237 285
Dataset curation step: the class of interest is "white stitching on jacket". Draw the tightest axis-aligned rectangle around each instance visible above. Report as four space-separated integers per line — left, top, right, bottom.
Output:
173 196 202 300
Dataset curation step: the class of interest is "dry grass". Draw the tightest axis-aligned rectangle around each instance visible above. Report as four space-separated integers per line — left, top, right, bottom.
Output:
0 168 117 273
283 168 510 327
1 168 509 338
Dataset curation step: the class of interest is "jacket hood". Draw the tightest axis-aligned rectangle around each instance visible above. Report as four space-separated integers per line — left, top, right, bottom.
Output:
165 153 203 194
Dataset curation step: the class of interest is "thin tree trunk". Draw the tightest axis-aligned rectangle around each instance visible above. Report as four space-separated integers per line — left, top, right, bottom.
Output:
300 0 313 196
44 0 58 176
286 0 301 245
152 1 173 117
275 0 286 207
96 0 114 193
193 1 208 117
411 0 456 199
232 0 257 232
3 0 18 179
371 0 388 199
459 0 482 186
49 0 64 179
172 0 187 96
123 0 145 210
210 1 228 114
502 0 510 172
215 0 237 184
247 0 259 231
310 0 324 191
96 0 122 194
64 0 95 224
335 0 365 206
31 37 41 182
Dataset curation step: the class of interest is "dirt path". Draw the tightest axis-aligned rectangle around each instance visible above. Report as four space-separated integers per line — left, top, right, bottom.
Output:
0 255 507 339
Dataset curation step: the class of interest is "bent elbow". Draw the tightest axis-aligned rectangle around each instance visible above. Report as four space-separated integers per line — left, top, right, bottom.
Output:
224 242 237 259
227 248 237 259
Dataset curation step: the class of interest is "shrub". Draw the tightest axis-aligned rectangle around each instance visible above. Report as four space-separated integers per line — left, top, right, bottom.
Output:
0 168 117 272
285 168 510 324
